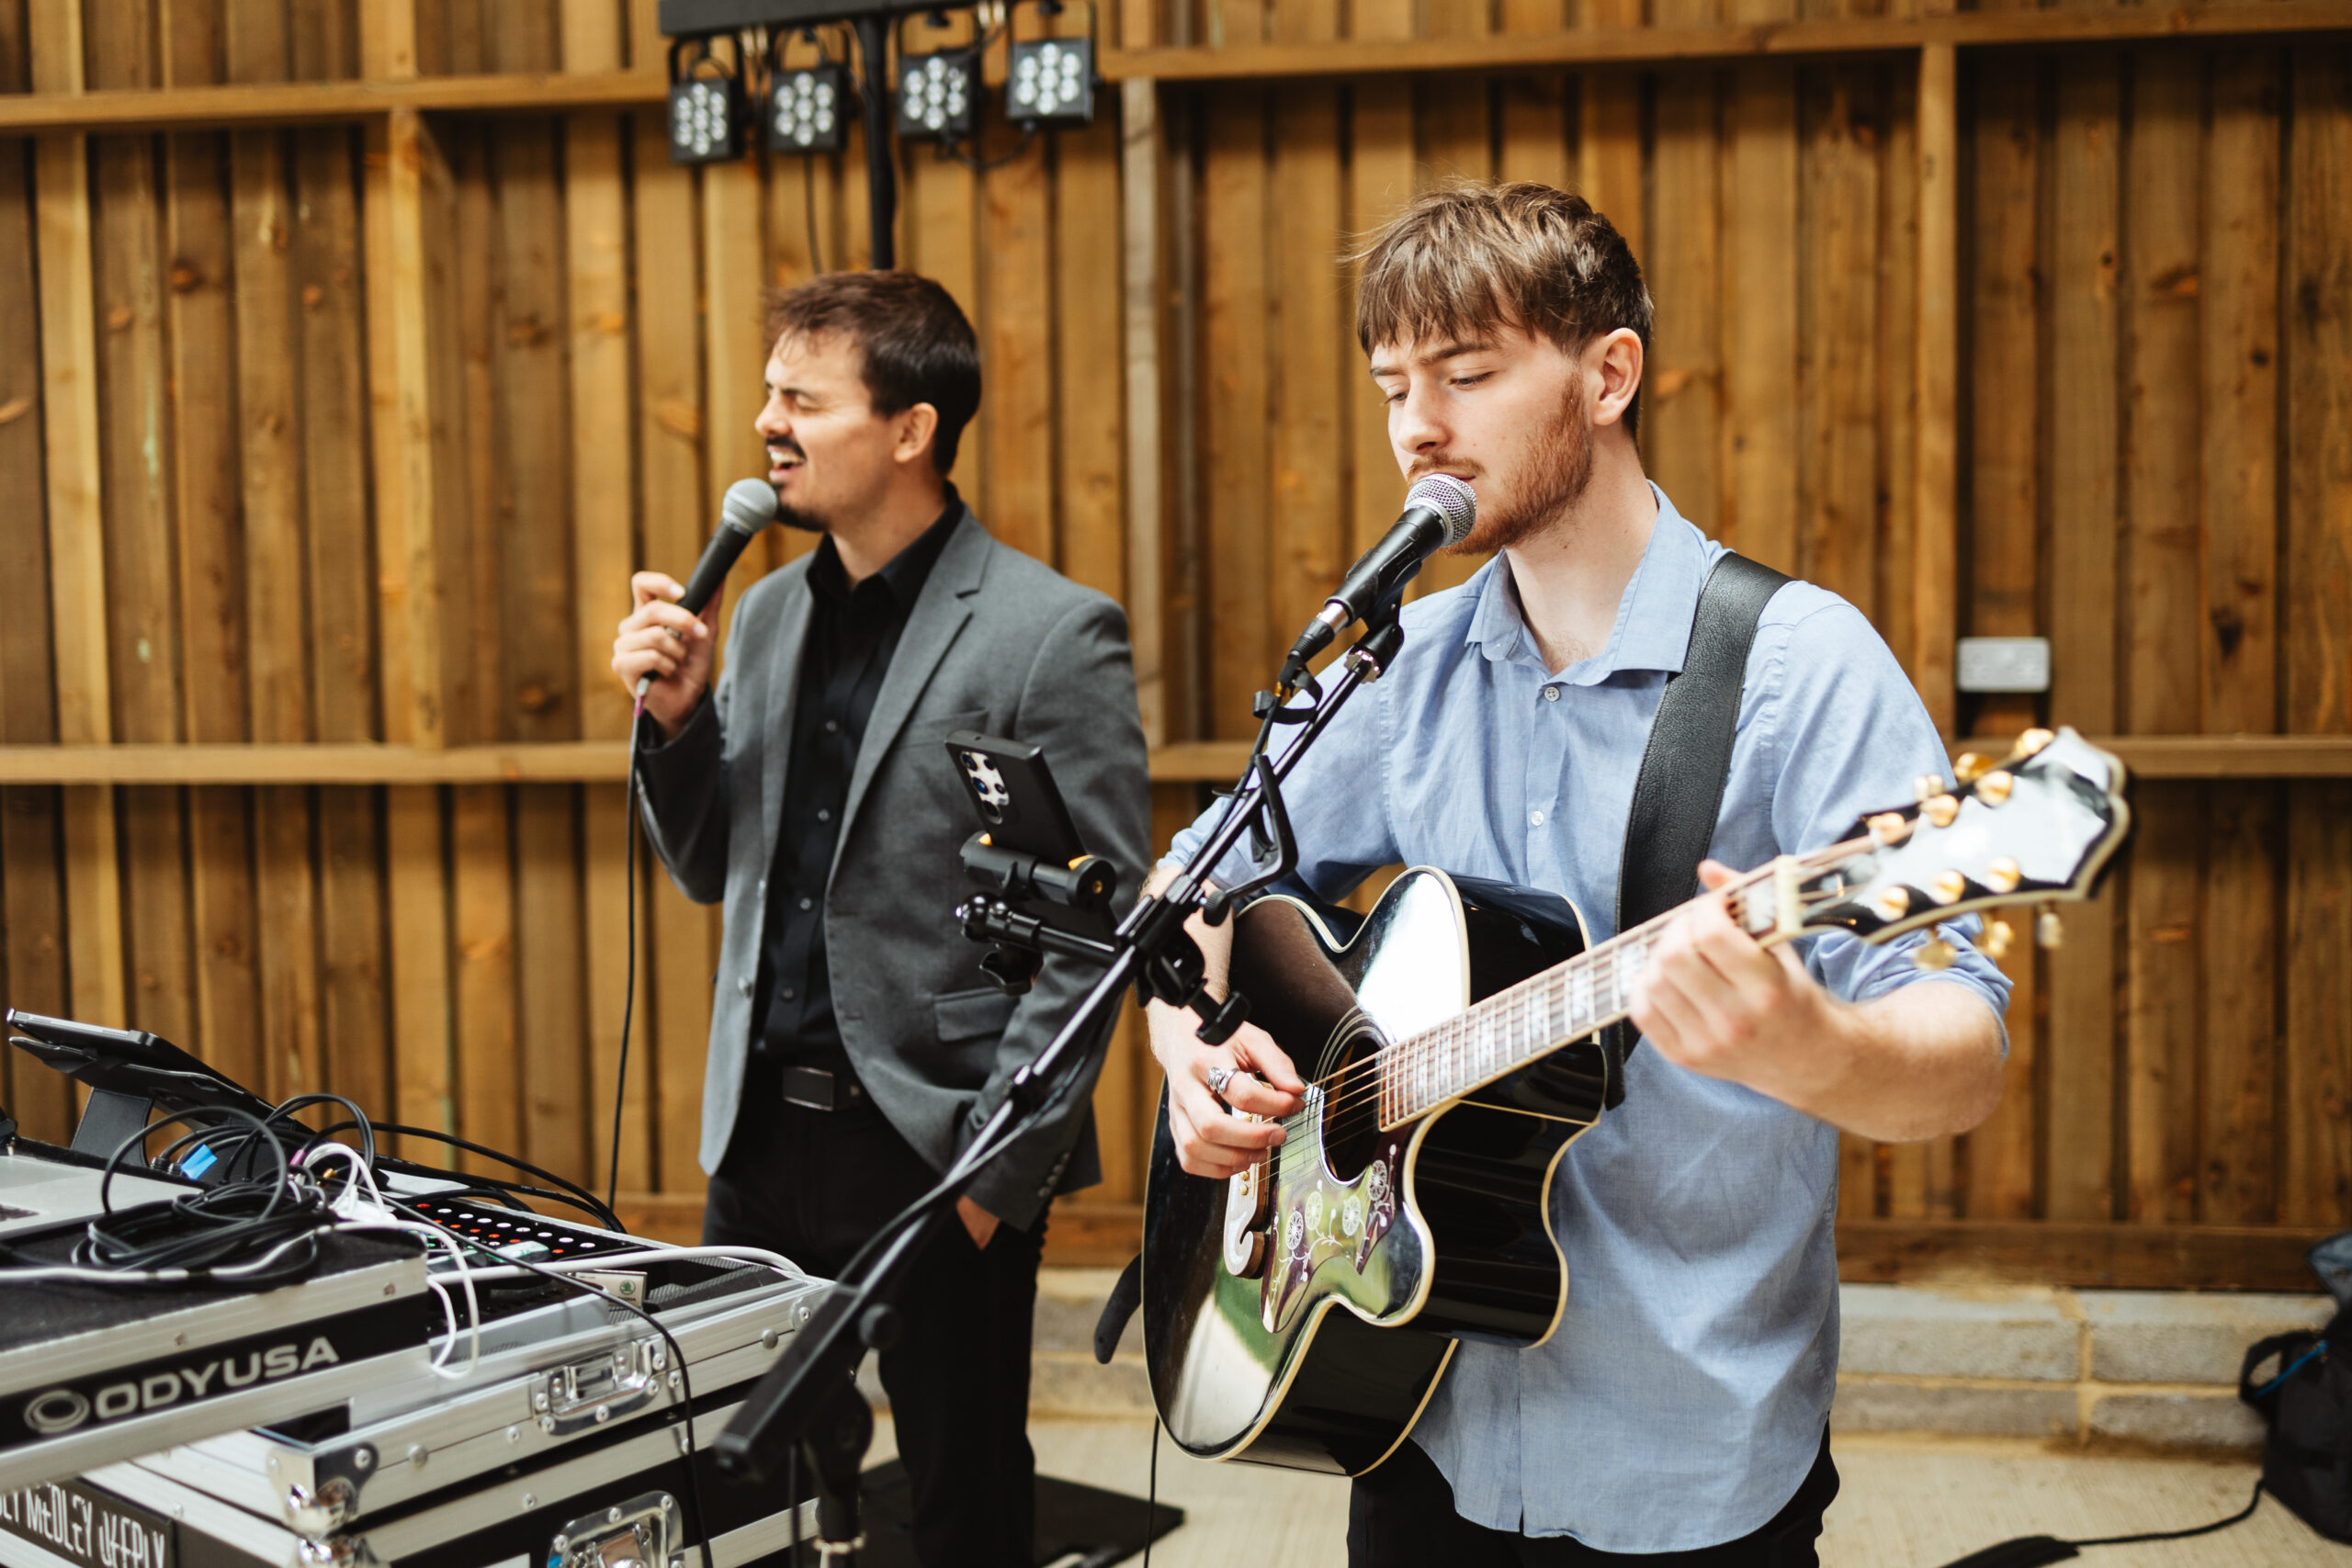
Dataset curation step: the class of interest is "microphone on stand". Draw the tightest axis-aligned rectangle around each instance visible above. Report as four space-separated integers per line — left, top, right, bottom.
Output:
1282 472 1476 679
635 478 781 700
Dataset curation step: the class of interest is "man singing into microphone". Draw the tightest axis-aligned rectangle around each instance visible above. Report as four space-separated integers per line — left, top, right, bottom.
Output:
1147 184 2013 1562
612 270 1150 1567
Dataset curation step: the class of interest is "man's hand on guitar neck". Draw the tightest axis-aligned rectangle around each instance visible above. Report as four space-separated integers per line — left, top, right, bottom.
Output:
1139 868 1309 1179
1629 860 2007 1142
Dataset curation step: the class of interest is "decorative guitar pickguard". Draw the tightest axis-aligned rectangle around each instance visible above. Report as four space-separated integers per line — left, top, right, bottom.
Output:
1261 1112 1407 1332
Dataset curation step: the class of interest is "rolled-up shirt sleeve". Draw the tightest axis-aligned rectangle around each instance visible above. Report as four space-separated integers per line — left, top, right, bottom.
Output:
1758 598 2014 1036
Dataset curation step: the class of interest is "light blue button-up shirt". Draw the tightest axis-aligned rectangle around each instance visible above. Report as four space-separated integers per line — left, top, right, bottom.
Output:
1165 486 2010 1551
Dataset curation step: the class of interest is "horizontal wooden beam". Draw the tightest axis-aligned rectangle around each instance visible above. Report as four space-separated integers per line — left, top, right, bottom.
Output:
0 733 2346 785
1100 2 2352 80
979 1201 2337 1287
5 5 2350 134
1835 1219 2335 1292
0 70 667 135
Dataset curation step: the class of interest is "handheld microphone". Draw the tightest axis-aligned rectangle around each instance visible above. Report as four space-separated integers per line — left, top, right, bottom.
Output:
1283 472 1476 676
636 478 781 698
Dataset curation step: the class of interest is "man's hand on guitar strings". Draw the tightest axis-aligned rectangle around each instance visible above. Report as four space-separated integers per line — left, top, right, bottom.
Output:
1627 859 1845 1108
1146 1004 1306 1181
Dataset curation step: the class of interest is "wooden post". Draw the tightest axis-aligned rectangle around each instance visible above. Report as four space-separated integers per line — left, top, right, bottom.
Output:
29 0 127 1032
363 0 457 1147
1911 42 1959 740
1122 75 1165 749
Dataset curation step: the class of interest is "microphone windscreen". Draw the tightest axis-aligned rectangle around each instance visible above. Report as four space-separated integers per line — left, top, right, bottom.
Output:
722 477 782 535
1406 472 1476 546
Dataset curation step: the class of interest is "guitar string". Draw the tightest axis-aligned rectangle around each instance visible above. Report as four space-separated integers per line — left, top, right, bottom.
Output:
1248 831 1919 1182
1263 923 1667 1181
1250 891 1709 1183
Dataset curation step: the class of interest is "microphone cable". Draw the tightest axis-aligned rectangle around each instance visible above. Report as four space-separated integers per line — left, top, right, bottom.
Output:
608 697 650 1214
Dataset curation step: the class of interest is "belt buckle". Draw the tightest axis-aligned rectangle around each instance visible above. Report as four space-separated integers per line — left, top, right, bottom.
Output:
780 1066 837 1111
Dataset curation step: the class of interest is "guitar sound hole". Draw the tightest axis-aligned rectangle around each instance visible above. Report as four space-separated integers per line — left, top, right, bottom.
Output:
1319 1026 1386 1181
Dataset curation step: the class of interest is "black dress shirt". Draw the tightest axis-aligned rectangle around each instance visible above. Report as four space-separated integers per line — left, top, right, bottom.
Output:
751 497 963 1075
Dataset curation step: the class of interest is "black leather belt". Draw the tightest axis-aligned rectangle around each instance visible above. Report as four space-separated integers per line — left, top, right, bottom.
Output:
778 1064 866 1112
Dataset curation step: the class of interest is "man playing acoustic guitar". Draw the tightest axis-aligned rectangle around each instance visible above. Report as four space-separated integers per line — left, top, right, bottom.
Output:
1145 183 2014 1563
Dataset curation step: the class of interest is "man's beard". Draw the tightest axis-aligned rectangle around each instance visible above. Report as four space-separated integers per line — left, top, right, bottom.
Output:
1446 384 1594 557
775 502 827 533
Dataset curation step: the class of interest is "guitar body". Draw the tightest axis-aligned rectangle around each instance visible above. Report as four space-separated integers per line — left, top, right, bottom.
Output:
1142 868 1614 1474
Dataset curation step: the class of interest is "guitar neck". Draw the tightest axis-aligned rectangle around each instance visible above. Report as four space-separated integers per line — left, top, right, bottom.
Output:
1378 919 1671 1126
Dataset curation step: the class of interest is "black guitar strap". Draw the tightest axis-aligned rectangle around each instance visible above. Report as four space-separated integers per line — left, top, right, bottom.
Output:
1609 552 1792 1077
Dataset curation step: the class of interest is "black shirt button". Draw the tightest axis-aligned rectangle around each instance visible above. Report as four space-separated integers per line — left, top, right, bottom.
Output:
816 807 831 822
798 897 814 911
824 719 839 734
781 987 797 1000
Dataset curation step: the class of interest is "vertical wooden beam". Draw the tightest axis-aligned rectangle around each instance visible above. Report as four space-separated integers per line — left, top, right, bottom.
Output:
29 0 128 1031
363 0 456 1145
563 0 645 1195
1910 42 1958 739
1201 85 1272 738
1267 3 1342 671
2282 51 2352 1228
1120 76 1165 747
2043 55 2123 1224
2198 52 2284 1226
1723 59 1799 575
1498 0 1571 191
2122 52 2206 1224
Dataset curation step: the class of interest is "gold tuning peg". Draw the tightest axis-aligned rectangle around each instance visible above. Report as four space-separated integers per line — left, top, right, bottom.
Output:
1984 856 2022 894
1914 934 1957 971
1977 919 2014 961
1953 751 1990 784
2015 727 2055 758
1868 811 1913 846
1924 793 1961 828
2036 905 2064 948
1974 770 2015 807
1915 773 1947 804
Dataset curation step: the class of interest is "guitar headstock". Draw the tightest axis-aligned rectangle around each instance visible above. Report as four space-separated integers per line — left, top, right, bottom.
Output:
1757 728 2132 965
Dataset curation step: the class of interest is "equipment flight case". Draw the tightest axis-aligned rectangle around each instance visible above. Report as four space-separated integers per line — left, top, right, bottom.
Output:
0 1201 829 1568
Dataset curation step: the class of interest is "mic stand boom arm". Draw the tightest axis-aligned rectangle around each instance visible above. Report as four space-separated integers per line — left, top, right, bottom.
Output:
712 614 1408 1553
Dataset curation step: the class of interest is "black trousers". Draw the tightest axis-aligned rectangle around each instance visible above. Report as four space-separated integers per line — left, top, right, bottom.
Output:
1349 1430 1839 1567
704 1088 1044 1568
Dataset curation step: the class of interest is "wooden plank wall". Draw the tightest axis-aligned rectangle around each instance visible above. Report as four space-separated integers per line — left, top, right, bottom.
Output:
2 0 2349 1263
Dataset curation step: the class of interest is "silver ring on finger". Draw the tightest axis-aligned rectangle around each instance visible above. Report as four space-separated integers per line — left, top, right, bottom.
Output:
1205 1065 1236 1102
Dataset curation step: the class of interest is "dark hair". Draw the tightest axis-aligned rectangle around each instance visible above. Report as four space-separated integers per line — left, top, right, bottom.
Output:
763 270 982 473
1353 182 1655 438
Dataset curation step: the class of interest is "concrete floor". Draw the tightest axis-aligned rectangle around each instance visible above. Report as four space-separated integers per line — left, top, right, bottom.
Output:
871 1416 2346 1566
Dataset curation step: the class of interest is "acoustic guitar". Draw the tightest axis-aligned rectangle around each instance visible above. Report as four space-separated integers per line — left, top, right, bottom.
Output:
1143 727 2132 1474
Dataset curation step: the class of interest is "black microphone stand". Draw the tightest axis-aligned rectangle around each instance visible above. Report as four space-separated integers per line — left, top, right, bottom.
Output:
712 611 1408 1561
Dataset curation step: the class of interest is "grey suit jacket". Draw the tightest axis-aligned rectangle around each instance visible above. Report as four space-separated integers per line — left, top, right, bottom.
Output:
635 509 1151 1230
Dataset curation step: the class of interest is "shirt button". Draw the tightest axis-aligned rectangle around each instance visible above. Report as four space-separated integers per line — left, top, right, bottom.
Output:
1542 685 1561 703
824 720 839 734
737 977 753 997
1530 809 1546 827
781 987 797 1001
798 897 814 911
816 807 831 823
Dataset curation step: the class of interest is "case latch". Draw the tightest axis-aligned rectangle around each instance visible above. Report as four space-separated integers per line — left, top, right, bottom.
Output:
528 1337 668 1436
550 1491 680 1568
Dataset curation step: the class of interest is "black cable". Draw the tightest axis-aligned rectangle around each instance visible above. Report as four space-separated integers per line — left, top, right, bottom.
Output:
2072 1479 2265 1547
353 1122 625 1232
54 1106 335 1286
610 717 645 1212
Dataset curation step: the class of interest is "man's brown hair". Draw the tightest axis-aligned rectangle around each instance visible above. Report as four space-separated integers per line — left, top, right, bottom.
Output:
1353 182 1655 437
764 270 982 473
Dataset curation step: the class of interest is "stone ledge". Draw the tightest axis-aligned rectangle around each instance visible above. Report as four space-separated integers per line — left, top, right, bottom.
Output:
2083 1290 2332 1384
1839 1283 2079 1381
1830 1379 2079 1438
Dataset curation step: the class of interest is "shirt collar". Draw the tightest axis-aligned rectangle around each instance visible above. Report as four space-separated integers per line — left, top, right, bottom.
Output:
808 485 964 606
1464 483 1709 683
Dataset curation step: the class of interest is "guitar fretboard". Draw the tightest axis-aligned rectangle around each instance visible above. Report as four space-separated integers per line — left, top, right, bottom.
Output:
1375 922 1668 1127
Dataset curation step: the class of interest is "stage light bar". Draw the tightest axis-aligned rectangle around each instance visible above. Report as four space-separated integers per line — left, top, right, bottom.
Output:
1006 36 1093 127
895 48 978 141
769 62 851 152
668 40 749 164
